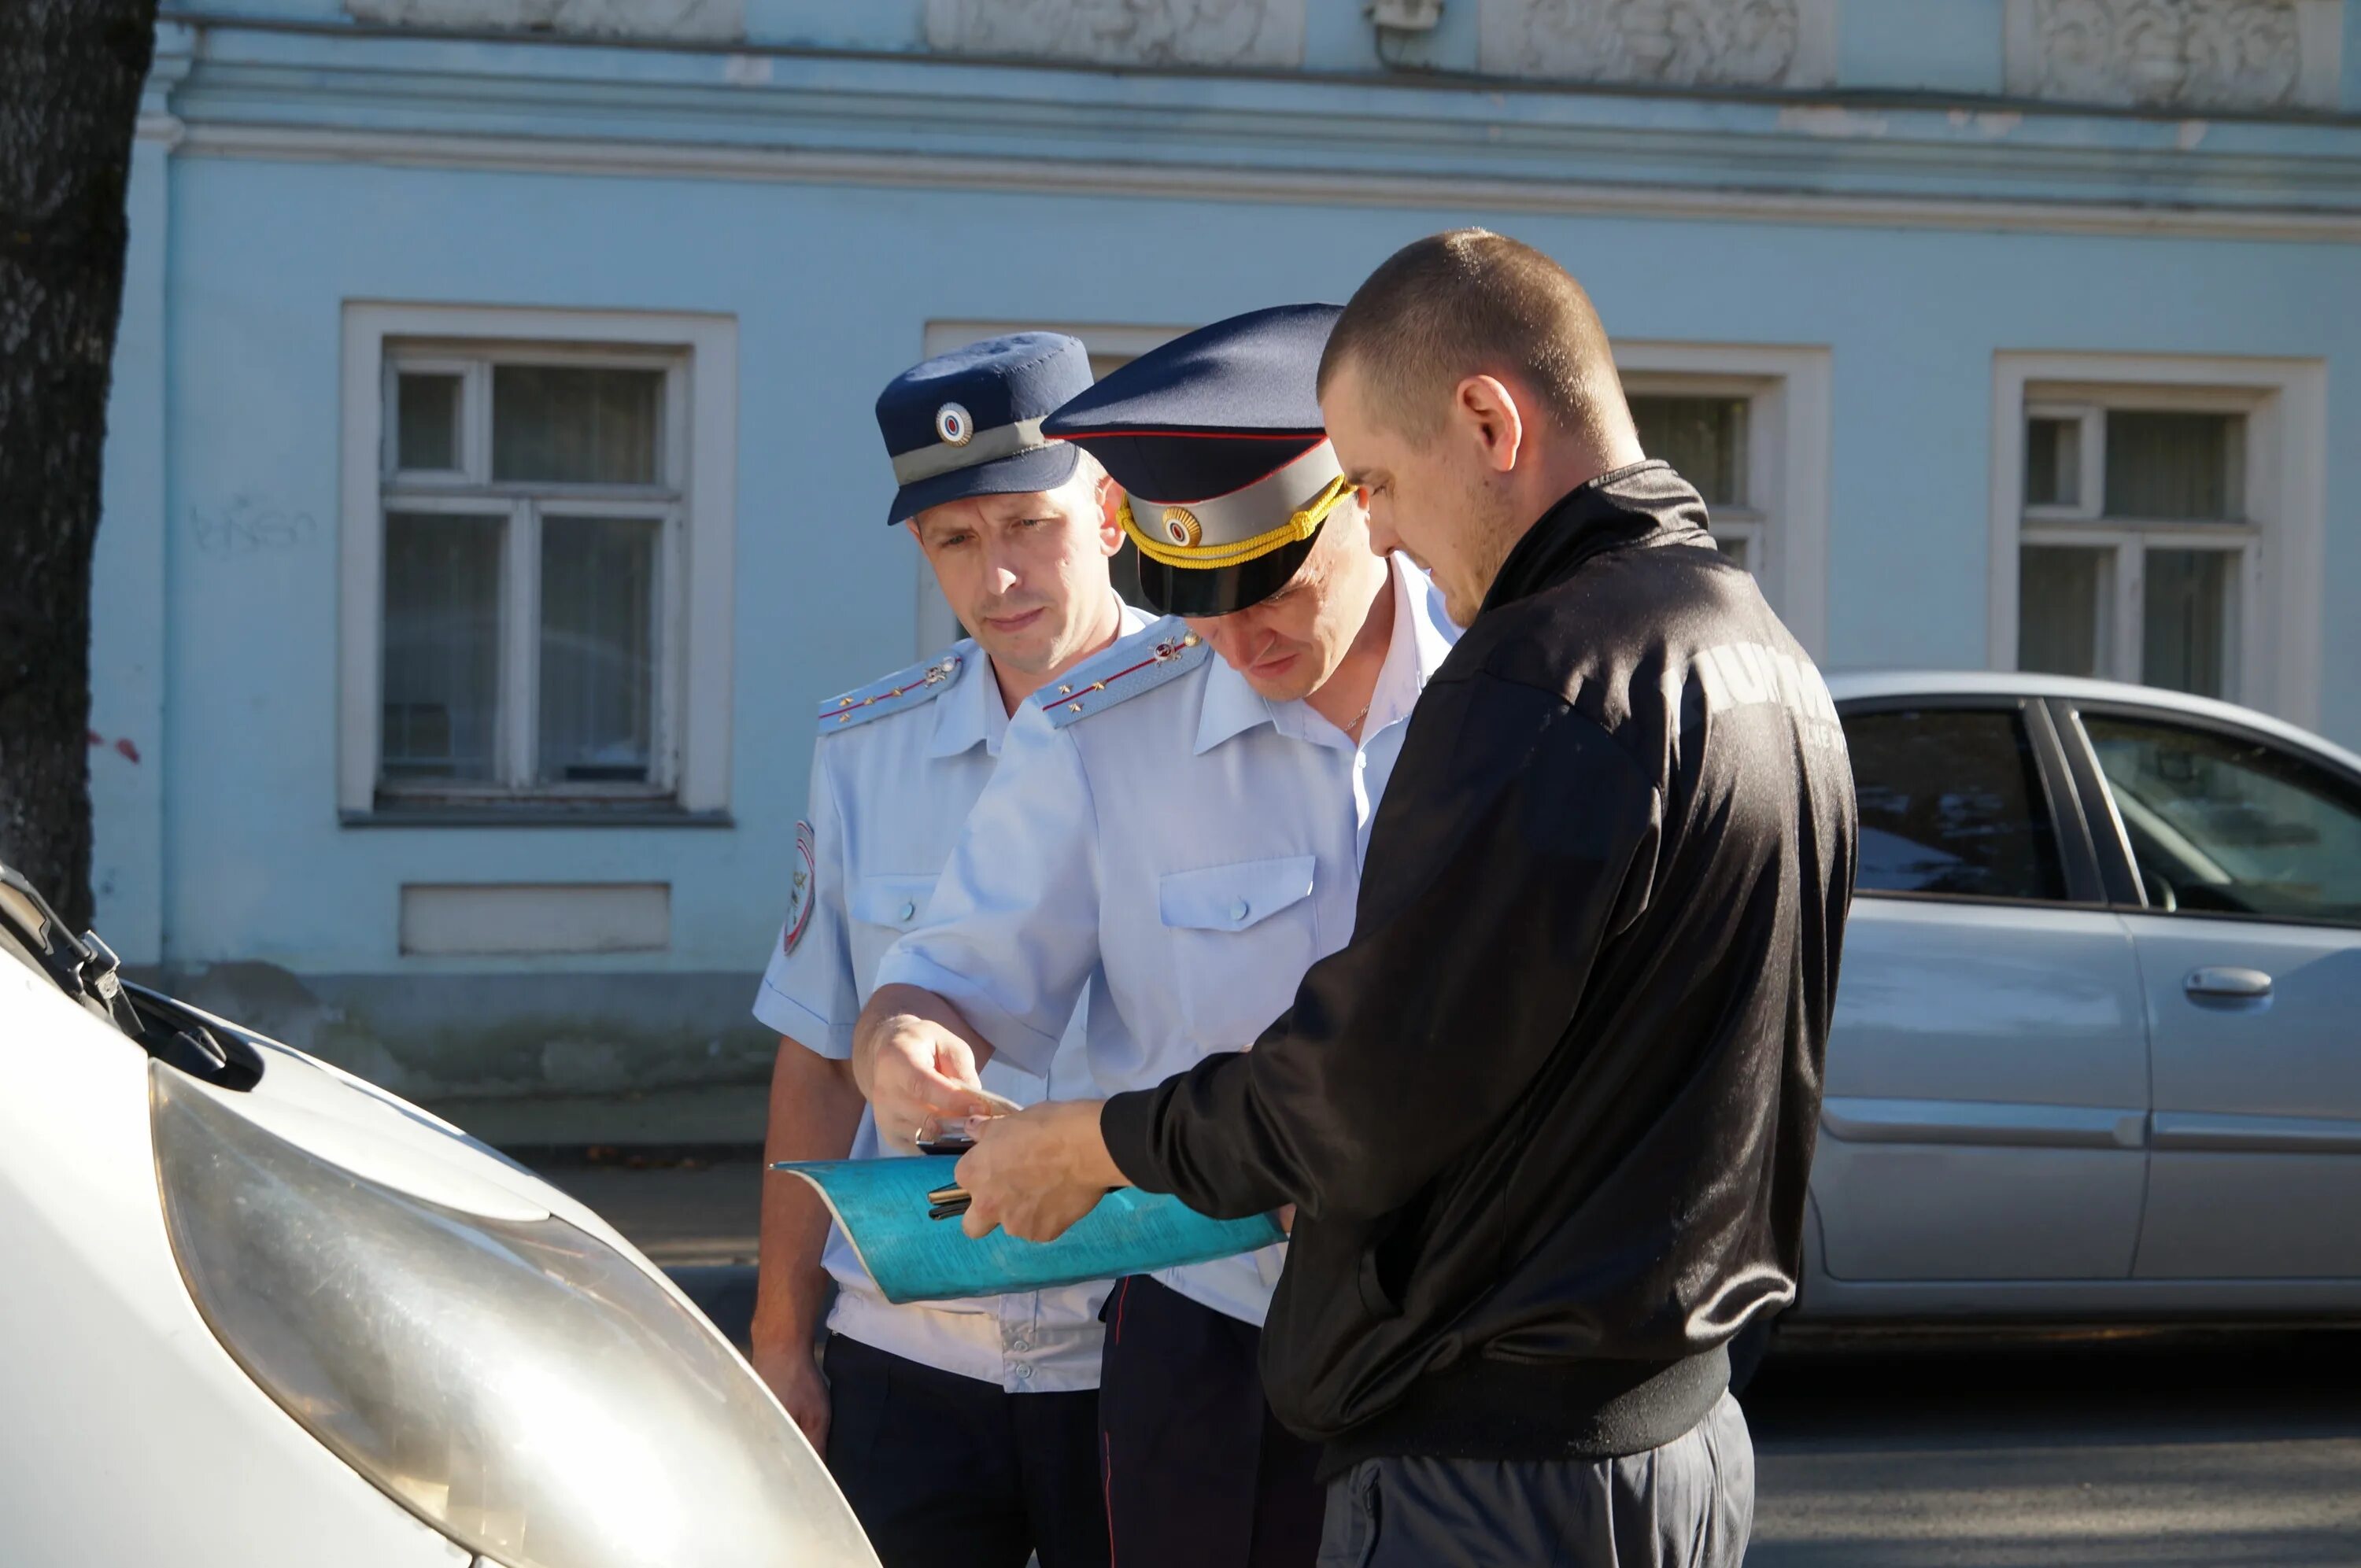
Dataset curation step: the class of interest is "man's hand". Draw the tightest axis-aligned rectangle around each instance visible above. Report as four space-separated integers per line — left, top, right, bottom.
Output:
750 1335 831 1454
955 1098 1129 1241
866 1013 1012 1149
854 985 1011 1150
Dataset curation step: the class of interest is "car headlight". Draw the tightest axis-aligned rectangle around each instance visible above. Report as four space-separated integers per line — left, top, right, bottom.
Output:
150 1063 875 1568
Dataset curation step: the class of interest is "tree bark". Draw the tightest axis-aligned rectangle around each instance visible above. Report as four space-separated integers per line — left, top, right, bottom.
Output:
0 0 158 929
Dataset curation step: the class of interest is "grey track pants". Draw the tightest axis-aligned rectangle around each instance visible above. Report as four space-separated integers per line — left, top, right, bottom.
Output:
1315 1392 1754 1568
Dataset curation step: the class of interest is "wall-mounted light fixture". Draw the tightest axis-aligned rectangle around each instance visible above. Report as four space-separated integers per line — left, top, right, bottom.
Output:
1367 0 1443 33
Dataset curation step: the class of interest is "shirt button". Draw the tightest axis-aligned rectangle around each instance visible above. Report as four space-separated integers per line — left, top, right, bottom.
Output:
1011 1337 1031 1352
1015 1363 1034 1380
898 900 916 922
1229 898 1249 922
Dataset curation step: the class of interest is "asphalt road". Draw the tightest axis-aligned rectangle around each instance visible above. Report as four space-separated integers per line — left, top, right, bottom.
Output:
1740 1334 2361 1567
531 1153 2361 1566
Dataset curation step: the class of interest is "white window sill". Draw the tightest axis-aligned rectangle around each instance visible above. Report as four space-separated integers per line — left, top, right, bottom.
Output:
342 802 734 828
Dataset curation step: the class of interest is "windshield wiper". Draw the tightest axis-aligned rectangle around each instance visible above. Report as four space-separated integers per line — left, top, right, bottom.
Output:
1 860 260 1090
1 863 131 1015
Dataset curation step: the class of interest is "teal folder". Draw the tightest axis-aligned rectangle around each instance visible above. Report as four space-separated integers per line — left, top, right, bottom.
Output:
774 1157 1284 1305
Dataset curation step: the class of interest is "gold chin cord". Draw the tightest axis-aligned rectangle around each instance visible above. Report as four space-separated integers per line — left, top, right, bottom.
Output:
1118 473 1355 571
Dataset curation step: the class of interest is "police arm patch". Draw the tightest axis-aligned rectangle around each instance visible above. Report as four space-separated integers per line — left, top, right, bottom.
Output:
781 820 817 957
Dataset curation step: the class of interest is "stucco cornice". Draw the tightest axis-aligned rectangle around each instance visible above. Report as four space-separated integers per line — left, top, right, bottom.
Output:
157 18 2361 242
168 120 2361 242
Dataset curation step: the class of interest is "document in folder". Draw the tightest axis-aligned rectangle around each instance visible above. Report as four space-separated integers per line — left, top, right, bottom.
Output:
774 1157 1284 1305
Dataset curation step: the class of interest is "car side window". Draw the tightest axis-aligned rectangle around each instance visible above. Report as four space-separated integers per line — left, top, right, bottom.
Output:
1842 708 2067 902
2082 715 2361 926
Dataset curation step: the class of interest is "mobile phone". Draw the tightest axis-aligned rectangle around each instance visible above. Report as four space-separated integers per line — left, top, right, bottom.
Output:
916 1128 976 1157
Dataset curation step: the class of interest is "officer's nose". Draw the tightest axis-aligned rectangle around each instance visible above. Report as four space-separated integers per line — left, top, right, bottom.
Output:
980 543 1023 596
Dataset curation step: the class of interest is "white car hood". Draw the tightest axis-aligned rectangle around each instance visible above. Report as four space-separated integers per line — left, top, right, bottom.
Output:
161 991 654 1264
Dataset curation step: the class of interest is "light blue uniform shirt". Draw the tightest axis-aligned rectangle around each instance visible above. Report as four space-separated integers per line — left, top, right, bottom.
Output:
876 559 1459 1326
755 600 1149 1393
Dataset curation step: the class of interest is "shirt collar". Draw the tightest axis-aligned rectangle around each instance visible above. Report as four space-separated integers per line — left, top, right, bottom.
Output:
1193 650 1277 756
926 639 1006 759
1191 555 1450 757
935 596 1151 758
1395 554 1457 688
1354 555 1450 741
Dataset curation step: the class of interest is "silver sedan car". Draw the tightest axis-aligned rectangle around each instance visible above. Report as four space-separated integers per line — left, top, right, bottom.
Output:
1794 671 2361 1326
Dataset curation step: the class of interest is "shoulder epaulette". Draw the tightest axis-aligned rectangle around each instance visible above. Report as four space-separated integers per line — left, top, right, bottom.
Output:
1034 618 1210 730
817 644 969 734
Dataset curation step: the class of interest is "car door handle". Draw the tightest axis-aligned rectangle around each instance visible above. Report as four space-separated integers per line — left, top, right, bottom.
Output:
2184 966 2273 1001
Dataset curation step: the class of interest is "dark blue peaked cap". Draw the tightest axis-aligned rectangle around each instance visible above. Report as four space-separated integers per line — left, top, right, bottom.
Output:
875 332 1092 525
1042 304 1340 503
1043 304 1350 618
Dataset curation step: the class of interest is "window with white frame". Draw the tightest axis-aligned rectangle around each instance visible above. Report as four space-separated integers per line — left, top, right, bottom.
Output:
1992 355 2325 726
2016 395 2256 700
339 307 737 819
1617 345 1831 656
1628 390 1762 569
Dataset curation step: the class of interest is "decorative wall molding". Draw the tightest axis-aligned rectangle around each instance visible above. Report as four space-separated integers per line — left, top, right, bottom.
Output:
2003 0 2344 112
151 19 2361 246
923 0 1307 68
344 0 745 42
1477 0 1840 89
174 122 2361 245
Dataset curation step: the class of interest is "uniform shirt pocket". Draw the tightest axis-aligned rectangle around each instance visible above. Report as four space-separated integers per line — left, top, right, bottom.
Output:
849 874 939 938
1158 854 1319 1049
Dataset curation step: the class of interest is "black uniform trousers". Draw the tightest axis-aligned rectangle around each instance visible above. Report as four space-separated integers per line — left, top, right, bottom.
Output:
1097 1274 1325 1568
822 1332 1110 1568
1314 1392 1756 1568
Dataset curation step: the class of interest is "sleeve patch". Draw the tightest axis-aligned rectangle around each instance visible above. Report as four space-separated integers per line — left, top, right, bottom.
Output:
781 820 817 956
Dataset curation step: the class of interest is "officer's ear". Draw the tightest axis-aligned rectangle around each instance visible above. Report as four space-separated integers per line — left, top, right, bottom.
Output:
1090 466 1124 560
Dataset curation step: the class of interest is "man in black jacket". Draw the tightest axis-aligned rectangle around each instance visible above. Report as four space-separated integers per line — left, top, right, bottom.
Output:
953 230 1858 1566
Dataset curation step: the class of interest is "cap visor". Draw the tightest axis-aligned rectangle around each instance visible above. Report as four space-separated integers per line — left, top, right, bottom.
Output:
1136 530 1319 618
887 442 1084 526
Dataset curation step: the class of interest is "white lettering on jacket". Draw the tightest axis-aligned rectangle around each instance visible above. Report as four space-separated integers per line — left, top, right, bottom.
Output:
1695 642 1843 747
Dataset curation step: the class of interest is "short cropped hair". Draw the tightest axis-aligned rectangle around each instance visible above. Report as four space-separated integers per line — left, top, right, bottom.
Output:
1318 229 1628 448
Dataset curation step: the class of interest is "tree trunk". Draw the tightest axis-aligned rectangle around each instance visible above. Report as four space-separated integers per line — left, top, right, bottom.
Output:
0 0 158 930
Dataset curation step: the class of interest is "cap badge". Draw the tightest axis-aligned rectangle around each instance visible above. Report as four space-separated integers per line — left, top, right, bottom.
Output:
1161 507 1203 548
935 403 974 447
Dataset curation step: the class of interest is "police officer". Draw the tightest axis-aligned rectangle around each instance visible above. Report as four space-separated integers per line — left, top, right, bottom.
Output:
851 304 1460 1568
749 333 1150 1568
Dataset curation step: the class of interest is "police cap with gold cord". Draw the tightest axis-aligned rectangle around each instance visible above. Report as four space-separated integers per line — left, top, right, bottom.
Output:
1044 302 1360 618
863 302 1461 1568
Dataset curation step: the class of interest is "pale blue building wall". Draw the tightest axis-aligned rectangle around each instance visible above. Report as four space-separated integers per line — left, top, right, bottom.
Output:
91 0 2361 1135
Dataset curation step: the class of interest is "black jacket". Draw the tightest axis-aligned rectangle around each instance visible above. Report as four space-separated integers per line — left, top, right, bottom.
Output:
1101 462 1858 1472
